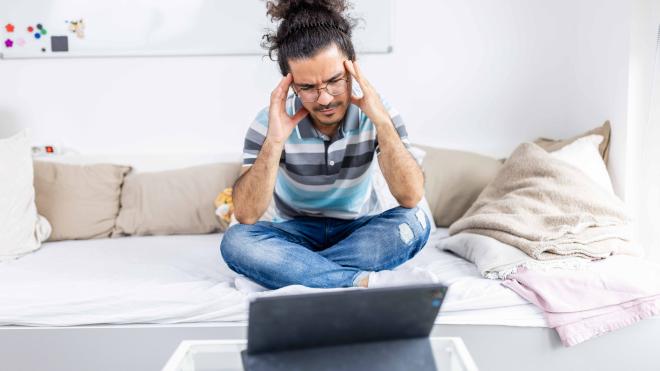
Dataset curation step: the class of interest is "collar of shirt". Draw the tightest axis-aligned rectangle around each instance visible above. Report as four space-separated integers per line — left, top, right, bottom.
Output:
290 96 361 141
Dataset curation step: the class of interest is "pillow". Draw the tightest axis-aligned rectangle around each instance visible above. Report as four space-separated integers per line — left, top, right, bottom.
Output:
534 121 611 164
0 130 51 261
549 135 615 195
413 144 503 227
114 162 242 236
372 146 437 233
34 161 131 241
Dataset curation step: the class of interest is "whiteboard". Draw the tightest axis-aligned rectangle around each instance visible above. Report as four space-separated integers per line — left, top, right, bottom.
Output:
0 0 392 59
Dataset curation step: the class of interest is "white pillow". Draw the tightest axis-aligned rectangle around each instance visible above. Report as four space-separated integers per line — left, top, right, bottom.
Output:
0 130 51 261
372 146 438 233
549 135 615 195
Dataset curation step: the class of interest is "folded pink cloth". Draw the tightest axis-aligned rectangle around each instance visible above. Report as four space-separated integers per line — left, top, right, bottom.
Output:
502 255 660 346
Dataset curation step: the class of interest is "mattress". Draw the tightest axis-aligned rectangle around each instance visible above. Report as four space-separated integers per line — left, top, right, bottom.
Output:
0 229 547 327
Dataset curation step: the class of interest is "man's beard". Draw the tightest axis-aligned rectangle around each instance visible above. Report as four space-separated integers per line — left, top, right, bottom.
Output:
313 102 344 127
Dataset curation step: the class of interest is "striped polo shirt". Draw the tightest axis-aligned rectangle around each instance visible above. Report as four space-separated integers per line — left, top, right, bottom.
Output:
242 94 411 220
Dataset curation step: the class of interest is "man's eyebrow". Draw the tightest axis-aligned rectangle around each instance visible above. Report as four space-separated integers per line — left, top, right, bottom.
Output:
295 72 345 87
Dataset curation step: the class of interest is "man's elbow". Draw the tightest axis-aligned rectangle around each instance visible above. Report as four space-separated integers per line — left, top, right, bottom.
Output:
396 191 424 209
234 209 258 225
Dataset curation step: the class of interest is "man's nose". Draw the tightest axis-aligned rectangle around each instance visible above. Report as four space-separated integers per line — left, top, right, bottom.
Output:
317 90 333 106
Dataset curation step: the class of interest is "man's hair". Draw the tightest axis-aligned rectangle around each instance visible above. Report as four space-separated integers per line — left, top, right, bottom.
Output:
262 0 357 75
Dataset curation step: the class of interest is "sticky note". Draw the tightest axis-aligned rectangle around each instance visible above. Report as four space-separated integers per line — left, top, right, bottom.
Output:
51 36 68 52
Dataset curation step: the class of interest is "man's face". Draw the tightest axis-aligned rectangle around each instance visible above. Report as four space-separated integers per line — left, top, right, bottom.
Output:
288 43 351 128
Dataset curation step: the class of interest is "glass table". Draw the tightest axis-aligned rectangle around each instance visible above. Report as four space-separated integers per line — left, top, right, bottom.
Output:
162 337 478 371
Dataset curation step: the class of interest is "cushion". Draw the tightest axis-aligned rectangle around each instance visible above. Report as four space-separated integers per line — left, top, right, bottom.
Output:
0 130 51 260
534 121 611 164
549 135 615 195
114 162 242 236
34 161 131 241
414 144 502 227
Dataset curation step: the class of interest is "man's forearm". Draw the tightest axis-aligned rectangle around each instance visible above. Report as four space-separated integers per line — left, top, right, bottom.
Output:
233 137 284 224
375 119 425 208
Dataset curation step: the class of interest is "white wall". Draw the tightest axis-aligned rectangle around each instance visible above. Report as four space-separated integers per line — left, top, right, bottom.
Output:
627 0 660 262
0 0 633 194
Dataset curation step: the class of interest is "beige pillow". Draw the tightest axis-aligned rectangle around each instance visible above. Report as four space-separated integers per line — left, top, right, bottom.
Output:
34 161 131 241
114 162 242 236
534 121 611 164
414 145 502 227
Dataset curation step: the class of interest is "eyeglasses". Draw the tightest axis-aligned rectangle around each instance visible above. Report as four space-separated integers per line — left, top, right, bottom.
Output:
293 77 349 103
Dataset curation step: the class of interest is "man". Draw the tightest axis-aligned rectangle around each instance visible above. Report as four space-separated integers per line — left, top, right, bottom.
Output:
221 0 432 289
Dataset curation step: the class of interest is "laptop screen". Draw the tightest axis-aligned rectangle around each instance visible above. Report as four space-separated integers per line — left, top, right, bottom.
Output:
247 283 447 354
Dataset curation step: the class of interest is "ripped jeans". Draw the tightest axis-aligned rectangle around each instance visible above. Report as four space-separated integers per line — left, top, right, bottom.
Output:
220 206 431 289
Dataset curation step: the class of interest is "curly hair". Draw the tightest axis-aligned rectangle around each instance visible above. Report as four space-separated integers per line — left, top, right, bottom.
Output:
262 0 357 75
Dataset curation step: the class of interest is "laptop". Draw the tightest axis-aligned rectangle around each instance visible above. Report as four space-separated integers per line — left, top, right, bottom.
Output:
242 283 448 371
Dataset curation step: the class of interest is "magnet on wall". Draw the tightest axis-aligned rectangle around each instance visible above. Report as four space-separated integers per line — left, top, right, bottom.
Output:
27 26 34 32
41 47 46 52
4 39 13 48
34 33 41 39
51 36 68 52
5 23 15 33
68 19 85 39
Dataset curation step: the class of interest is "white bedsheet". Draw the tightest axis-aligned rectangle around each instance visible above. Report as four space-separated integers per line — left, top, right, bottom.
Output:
0 229 547 327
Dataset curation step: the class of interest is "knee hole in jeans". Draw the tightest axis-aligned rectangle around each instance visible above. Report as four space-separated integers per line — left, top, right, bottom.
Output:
398 223 414 245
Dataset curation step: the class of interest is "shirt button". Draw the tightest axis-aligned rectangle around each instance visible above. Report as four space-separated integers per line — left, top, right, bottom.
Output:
329 160 335 166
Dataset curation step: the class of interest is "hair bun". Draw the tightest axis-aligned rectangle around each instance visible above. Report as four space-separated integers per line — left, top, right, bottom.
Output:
262 0 358 76
266 0 349 22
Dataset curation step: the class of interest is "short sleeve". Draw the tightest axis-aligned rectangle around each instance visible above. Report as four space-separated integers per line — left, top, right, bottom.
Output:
242 107 270 167
374 97 411 154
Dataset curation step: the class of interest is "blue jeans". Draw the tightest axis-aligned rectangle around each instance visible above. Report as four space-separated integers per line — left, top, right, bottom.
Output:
220 206 431 289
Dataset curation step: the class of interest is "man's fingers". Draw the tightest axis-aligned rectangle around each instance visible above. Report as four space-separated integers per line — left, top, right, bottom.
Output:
351 61 373 90
290 107 309 125
270 73 293 109
271 74 292 100
352 60 363 79
344 60 358 81
279 73 293 91
345 60 371 102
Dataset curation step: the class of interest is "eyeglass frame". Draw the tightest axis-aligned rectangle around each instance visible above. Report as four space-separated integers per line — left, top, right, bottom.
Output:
291 75 351 103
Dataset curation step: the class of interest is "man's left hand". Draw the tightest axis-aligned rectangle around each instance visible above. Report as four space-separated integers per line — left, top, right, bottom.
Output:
344 60 391 127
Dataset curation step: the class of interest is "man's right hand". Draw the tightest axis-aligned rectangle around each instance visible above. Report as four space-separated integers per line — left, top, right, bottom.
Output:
267 73 309 144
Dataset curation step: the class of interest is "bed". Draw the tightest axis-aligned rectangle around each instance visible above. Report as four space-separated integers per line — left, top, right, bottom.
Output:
1 229 659 371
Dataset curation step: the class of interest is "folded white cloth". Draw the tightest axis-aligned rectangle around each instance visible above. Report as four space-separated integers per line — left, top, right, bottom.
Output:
436 233 588 280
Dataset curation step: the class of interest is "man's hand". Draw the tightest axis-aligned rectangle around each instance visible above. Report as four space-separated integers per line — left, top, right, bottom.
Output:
344 60 390 127
344 60 425 208
268 73 309 144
